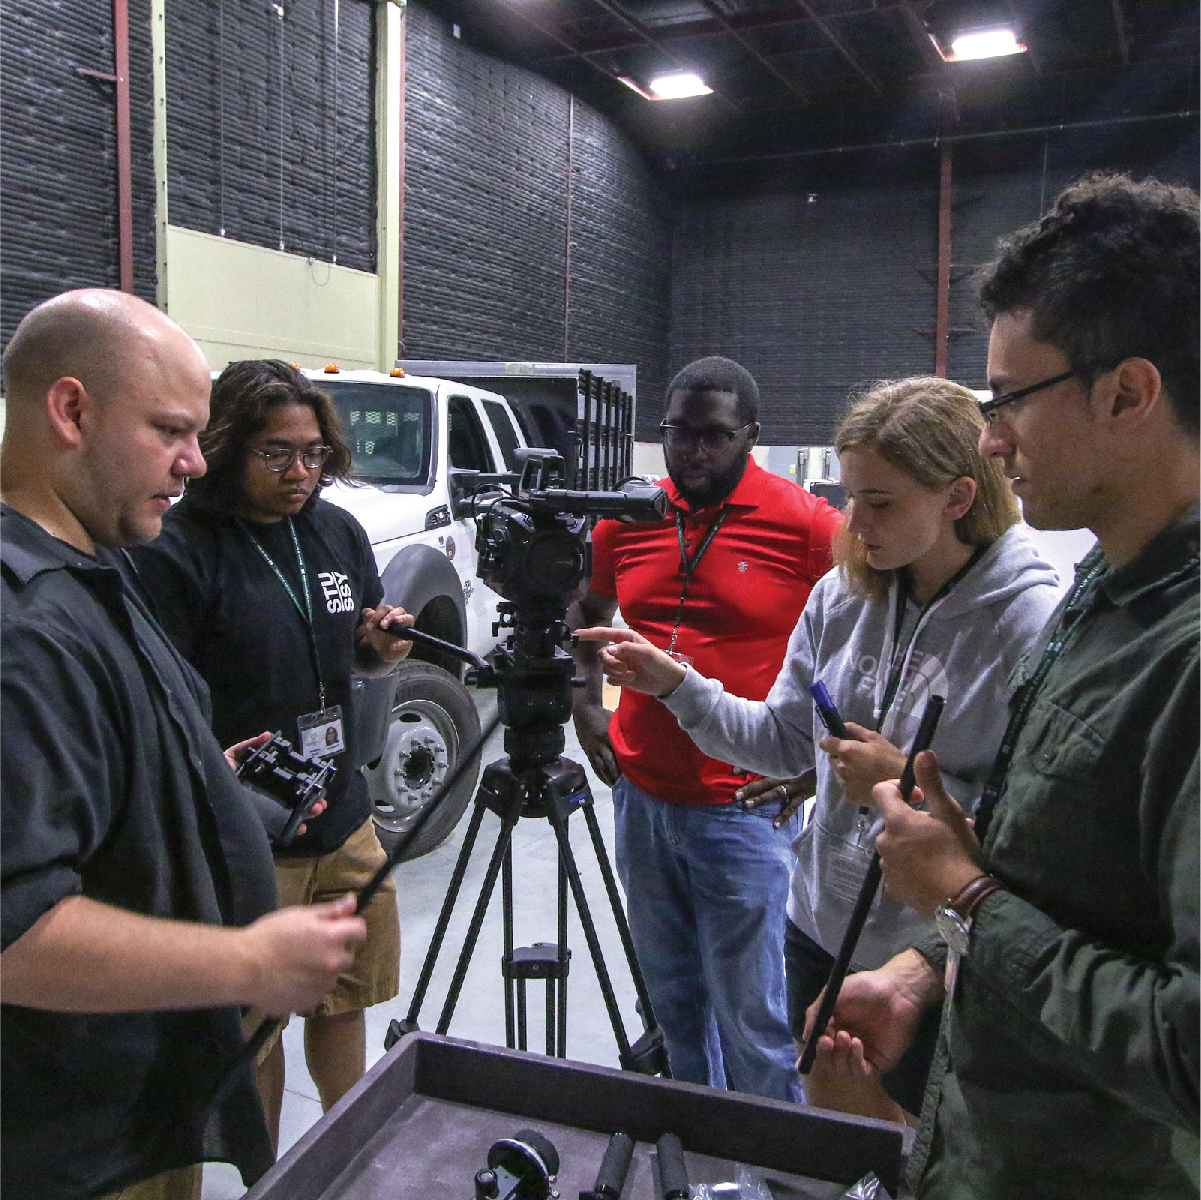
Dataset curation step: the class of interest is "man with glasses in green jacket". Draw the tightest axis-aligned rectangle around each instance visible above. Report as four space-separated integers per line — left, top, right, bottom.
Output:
810 174 1199 1197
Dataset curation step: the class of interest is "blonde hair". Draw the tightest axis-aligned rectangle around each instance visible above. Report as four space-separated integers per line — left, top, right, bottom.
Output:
832 376 1021 599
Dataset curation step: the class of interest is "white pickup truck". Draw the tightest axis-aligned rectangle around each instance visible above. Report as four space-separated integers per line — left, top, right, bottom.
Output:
313 363 636 857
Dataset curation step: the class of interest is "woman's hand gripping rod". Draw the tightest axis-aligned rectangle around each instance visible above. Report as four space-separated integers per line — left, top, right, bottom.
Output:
797 692 945 1075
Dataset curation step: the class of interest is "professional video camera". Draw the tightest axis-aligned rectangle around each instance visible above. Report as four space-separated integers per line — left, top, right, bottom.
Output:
392 448 671 1075
455 448 666 771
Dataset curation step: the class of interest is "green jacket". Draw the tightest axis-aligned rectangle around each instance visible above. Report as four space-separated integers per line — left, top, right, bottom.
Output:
915 505 1199 1199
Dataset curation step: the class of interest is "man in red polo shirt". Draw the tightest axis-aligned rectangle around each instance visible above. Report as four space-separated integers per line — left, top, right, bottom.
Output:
568 357 840 1099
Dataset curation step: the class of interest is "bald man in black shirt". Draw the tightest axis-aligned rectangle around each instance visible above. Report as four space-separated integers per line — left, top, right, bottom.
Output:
0 290 366 1200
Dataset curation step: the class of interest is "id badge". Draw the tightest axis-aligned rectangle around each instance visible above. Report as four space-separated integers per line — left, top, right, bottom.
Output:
298 704 345 760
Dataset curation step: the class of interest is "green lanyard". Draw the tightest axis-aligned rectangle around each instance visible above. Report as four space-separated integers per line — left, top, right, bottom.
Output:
973 551 1107 843
667 507 731 658
240 518 327 710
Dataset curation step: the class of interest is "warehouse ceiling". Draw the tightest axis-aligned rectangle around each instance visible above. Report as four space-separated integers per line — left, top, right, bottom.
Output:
417 0 1199 183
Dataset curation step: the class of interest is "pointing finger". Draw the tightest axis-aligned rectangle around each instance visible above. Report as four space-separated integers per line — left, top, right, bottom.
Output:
574 627 642 645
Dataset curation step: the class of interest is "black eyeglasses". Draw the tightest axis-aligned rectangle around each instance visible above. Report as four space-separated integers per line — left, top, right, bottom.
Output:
659 421 754 451
978 371 1080 426
250 446 332 472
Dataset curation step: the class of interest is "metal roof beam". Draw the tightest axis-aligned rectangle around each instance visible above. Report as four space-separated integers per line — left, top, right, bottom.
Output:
791 0 884 95
693 0 810 102
897 0 946 70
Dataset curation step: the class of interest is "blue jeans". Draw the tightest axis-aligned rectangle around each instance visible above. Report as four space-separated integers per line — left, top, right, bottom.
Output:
612 776 802 1102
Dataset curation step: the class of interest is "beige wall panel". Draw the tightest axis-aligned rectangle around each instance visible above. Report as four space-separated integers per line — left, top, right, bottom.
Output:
164 226 379 371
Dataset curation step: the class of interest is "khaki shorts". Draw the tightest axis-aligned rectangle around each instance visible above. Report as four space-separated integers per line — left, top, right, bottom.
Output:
272 817 400 1019
97 1164 202 1200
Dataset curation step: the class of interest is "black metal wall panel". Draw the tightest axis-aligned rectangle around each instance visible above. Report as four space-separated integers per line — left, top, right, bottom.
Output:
2 0 157 346
402 5 670 426
164 0 376 271
669 183 939 446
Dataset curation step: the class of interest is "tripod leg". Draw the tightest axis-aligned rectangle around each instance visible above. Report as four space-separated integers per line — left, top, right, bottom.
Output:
503 843 516 1049
582 802 664 1036
404 796 488 1027
547 810 633 1064
435 815 518 1035
557 852 568 1057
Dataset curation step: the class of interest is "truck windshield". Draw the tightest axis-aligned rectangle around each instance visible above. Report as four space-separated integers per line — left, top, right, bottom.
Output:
323 382 434 485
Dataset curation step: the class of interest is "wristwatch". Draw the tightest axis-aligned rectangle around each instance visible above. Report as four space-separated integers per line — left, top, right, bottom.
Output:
935 873 1003 954
936 873 1004 999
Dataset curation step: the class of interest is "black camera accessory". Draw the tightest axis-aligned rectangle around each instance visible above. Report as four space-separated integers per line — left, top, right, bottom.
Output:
236 733 336 847
655 1133 689 1200
798 693 945 1075
580 1132 634 1200
475 1129 561 1200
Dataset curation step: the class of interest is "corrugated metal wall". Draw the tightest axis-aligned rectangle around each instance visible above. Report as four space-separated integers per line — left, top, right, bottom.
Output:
668 135 1200 444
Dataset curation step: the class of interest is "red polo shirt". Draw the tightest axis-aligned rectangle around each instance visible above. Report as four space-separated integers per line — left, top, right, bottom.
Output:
590 457 841 806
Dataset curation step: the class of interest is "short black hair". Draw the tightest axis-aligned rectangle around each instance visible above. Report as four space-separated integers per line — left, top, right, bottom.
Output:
666 356 759 426
184 360 355 518
979 172 1199 437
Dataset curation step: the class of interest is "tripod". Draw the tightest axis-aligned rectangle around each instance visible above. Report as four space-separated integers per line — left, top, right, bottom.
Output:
389 722 668 1075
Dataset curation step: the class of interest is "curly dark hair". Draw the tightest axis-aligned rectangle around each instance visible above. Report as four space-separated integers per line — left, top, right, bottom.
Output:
978 172 1199 437
667 356 760 426
184 360 356 517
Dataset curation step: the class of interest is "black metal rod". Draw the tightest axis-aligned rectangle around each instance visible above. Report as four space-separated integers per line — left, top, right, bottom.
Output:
503 840 516 1048
699 109 1198 168
557 851 569 1056
798 695 945 1074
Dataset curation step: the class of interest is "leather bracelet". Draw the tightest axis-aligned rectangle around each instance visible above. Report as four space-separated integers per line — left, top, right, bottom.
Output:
947 872 1004 920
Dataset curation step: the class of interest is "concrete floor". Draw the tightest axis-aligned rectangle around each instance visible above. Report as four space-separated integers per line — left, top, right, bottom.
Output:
203 686 637 1198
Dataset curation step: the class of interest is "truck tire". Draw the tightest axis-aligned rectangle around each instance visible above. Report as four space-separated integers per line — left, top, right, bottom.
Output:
366 660 482 860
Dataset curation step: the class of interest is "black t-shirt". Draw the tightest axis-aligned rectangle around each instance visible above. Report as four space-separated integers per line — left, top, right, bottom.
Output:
129 495 385 856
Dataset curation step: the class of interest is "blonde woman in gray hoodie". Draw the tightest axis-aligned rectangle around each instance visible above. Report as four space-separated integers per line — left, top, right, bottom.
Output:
578 376 1060 1119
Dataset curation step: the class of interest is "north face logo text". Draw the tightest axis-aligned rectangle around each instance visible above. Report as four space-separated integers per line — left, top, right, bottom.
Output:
319 571 355 613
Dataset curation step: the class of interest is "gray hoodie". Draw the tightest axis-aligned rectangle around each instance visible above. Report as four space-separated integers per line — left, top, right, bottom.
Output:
662 524 1061 970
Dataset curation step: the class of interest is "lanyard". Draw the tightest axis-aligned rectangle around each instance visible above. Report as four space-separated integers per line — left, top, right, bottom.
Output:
240 518 327 711
876 545 987 732
666 507 731 657
973 552 1107 843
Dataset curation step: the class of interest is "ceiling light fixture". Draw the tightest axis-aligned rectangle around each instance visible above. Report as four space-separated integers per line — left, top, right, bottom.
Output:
947 28 1027 61
647 72 713 100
